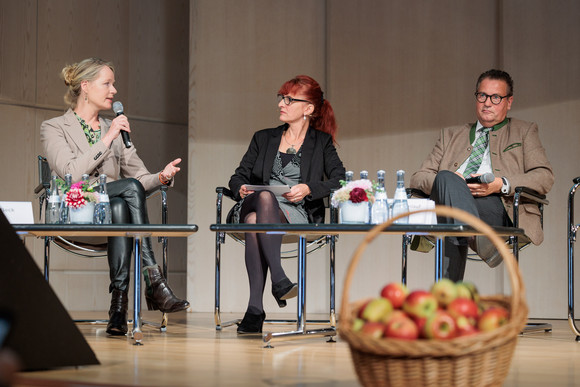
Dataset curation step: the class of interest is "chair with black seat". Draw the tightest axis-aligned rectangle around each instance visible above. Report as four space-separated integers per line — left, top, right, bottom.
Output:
401 186 551 333
214 186 337 336
34 155 171 330
567 176 580 341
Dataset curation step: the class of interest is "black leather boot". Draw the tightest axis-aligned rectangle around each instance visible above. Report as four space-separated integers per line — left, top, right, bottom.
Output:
237 310 266 334
106 289 128 336
143 265 190 313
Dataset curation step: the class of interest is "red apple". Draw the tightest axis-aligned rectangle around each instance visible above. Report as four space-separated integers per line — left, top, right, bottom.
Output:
384 315 419 340
360 322 385 339
478 307 509 332
430 278 458 307
403 290 438 319
413 316 427 337
361 297 393 323
447 297 480 322
455 315 478 337
423 310 457 340
380 282 409 309
383 310 408 324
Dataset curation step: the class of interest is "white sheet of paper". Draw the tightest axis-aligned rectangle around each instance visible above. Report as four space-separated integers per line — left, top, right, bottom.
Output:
245 185 291 196
0 201 35 224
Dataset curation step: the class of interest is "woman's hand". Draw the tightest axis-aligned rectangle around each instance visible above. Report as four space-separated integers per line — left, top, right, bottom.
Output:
239 185 254 199
160 158 182 182
283 184 311 203
102 115 131 147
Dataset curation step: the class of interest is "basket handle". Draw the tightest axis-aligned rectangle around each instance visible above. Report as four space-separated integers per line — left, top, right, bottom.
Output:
339 205 525 321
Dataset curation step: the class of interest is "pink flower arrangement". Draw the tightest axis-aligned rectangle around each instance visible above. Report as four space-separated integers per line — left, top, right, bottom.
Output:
331 179 375 208
65 182 97 209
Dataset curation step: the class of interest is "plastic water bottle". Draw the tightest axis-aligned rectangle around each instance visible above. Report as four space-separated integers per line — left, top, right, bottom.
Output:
391 170 409 224
371 170 389 224
345 171 354 183
93 174 112 224
60 173 72 224
46 175 61 224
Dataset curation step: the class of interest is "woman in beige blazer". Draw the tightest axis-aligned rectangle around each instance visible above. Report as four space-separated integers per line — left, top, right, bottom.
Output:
40 58 189 336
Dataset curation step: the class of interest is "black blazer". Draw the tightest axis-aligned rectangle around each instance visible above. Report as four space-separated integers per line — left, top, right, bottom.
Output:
229 124 345 223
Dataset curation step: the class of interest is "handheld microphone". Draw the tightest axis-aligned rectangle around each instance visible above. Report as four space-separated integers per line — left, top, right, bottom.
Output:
112 101 132 148
465 173 495 184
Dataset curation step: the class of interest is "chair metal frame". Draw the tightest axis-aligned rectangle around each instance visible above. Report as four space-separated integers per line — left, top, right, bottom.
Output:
34 155 171 330
401 186 551 334
567 176 580 341
214 186 338 339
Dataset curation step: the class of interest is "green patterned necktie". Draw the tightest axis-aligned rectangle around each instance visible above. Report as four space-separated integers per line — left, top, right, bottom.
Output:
463 127 491 178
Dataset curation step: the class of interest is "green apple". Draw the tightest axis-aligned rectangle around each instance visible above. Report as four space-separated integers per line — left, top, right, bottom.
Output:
430 278 458 307
362 297 393 323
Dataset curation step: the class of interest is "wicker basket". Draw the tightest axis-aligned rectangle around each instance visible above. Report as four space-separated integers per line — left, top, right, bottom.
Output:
339 206 528 387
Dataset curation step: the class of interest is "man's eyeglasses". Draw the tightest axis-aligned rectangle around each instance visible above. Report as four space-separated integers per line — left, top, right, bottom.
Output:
474 92 511 105
277 94 311 105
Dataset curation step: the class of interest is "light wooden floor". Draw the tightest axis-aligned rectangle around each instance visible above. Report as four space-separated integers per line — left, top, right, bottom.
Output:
12 312 580 387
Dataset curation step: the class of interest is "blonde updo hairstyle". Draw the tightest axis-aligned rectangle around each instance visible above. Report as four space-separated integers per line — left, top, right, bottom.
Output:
61 58 115 108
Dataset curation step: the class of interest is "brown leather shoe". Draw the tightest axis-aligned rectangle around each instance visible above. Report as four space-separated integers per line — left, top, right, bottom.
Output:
143 265 190 313
106 289 128 336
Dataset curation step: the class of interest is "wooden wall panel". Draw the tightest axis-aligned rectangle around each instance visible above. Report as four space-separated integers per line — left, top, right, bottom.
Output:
501 0 580 319
327 1 498 139
188 0 327 311
35 1 130 108
0 0 37 103
127 0 189 120
0 0 189 312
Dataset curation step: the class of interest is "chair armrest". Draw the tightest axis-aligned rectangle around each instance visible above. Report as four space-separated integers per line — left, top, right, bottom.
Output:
406 188 428 199
514 186 549 206
512 186 549 230
34 183 46 195
574 176 580 184
216 186 236 201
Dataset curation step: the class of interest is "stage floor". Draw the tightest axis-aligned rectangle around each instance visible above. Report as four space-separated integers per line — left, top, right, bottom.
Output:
12 312 580 386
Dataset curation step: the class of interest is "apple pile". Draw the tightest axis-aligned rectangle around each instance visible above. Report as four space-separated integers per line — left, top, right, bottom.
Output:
352 279 509 340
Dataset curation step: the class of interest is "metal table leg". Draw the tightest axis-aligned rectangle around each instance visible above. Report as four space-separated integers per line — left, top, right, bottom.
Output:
263 235 336 347
434 236 444 281
132 234 144 345
568 181 580 341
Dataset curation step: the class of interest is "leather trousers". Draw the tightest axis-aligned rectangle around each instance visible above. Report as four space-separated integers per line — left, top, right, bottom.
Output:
107 178 157 293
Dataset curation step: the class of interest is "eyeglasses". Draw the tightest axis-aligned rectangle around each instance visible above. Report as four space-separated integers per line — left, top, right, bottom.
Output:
474 92 511 105
277 94 312 105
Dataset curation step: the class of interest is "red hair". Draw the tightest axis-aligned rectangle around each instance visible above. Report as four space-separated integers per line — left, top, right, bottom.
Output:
278 75 338 143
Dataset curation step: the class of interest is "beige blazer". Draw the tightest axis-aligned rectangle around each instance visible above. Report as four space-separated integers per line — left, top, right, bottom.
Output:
40 108 162 192
410 118 554 245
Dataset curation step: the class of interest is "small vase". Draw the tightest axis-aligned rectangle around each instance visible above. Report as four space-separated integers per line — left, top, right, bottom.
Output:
69 202 95 224
339 201 370 224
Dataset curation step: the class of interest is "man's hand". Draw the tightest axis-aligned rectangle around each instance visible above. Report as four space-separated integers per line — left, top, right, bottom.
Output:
467 176 503 197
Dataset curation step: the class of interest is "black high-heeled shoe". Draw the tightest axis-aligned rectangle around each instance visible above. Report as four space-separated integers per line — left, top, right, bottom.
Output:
237 310 266 334
272 277 298 308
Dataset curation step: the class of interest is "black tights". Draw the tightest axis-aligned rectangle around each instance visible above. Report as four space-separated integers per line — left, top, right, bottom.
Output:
107 178 157 293
239 191 288 313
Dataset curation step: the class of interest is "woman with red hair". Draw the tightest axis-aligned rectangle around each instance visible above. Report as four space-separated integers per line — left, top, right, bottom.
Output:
229 75 345 334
